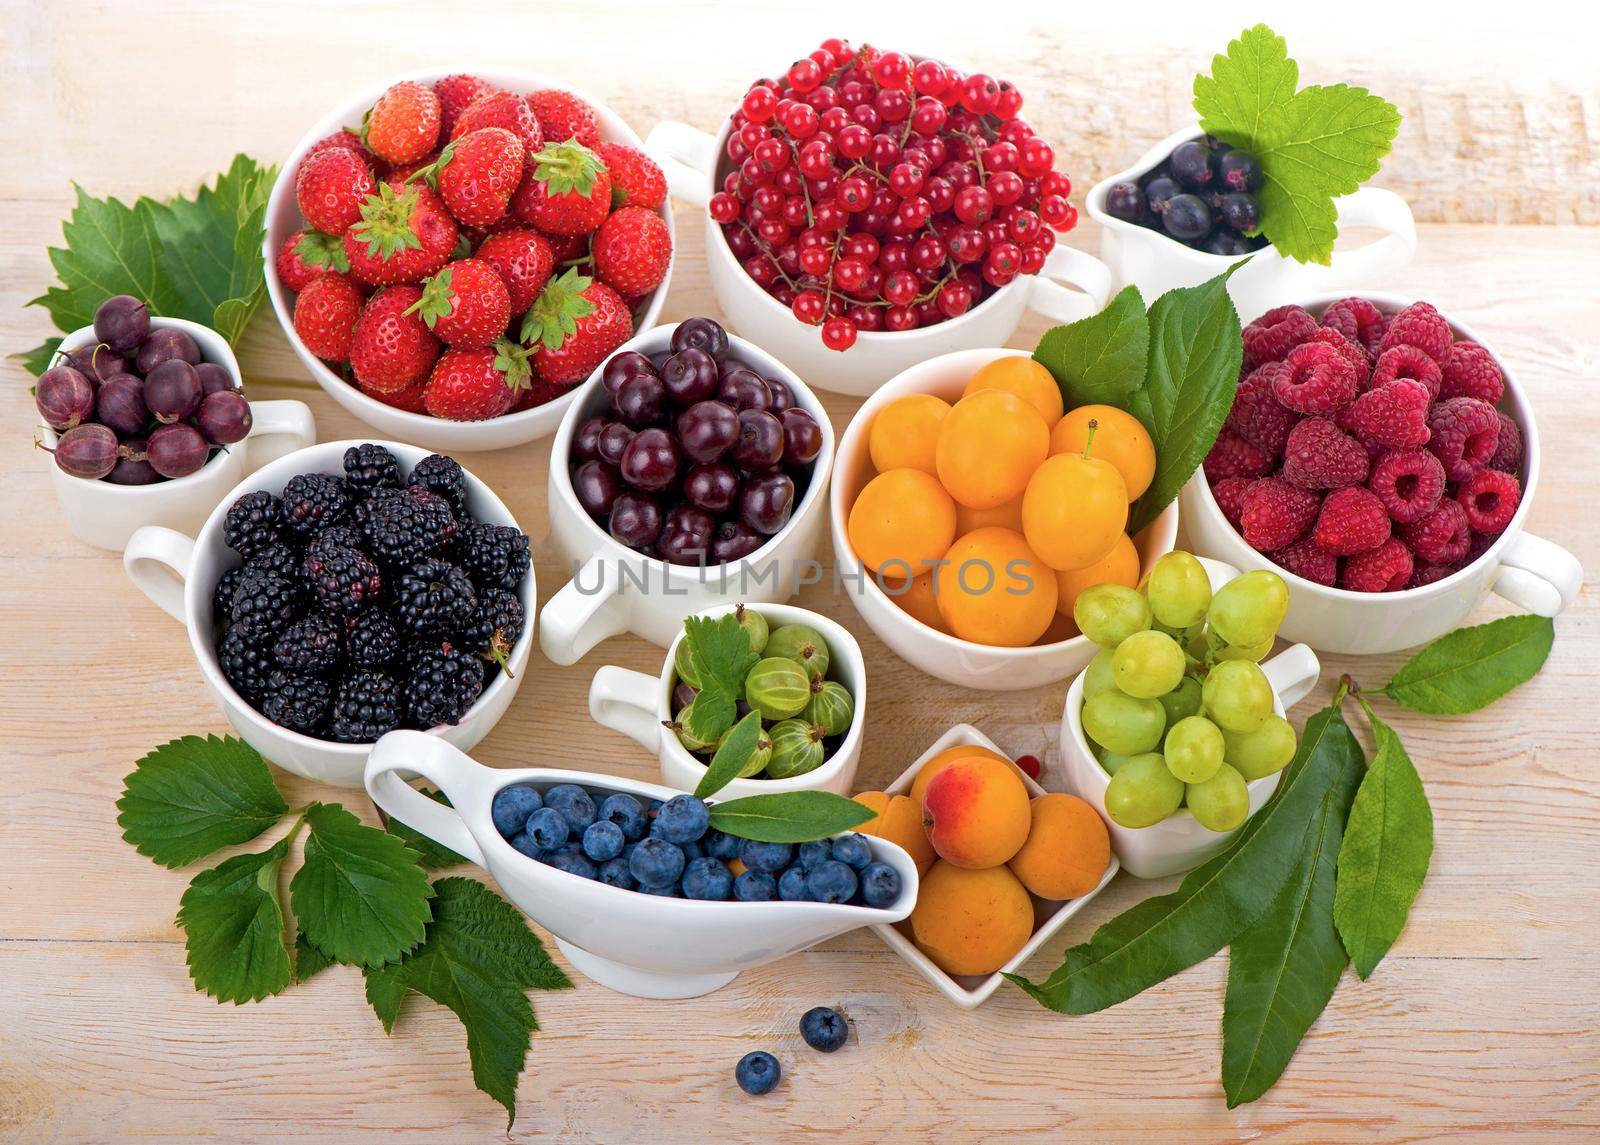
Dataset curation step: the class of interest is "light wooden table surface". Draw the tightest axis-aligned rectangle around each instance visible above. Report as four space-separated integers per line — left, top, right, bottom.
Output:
4 4 1598 1141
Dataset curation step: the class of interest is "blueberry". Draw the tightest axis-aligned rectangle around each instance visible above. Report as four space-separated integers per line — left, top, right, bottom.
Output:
598 792 648 841
597 856 637 890
829 834 871 870
545 783 597 832
778 866 812 901
523 807 569 852
629 837 687 889
491 784 541 838
544 848 596 880
739 839 793 874
582 820 625 862
653 794 710 844
642 883 680 897
735 1050 781 1096
805 860 858 904
799 1006 849 1053
703 828 742 860
797 840 830 869
648 798 664 814
509 829 542 859
682 856 734 900
680 838 706 860
857 862 902 908
734 871 778 901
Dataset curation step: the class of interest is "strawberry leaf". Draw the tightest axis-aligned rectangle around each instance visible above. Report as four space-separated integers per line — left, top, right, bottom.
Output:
406 266 455 329
350 183 423 260
294 230 350 273
493 337 533 393
117 734 289 869
530 142 603 197
176 839 293 1004
519 267 595 351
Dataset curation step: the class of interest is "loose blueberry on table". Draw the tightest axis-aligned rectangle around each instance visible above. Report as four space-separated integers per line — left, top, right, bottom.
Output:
1104 135 1268 256
735 1050 782 1096
799 1006 850 1052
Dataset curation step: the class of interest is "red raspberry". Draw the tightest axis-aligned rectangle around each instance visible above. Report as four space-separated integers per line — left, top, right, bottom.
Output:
1409 561 1458 588
1272 536 1339 587
1343 538 1414 593
1204 429 1275 482
1242 305 1318 371
1211 475 1251 529
1312 486 1392 556
1368 449 1445 525
1345 379 1432 449
1226 363 1299 454
1320 297 1388 356
1401 500 1471 565
1308 326 1371 389
1489 411 1523 473
1439 341 1505 404
1241 477 1321 551
1272 341 1358 415
1281 418 1369 490
1426 397 1500 483
1456 468 1521 534
1466 528 1498 565
1369 344 1442 401
1379 300 1453 367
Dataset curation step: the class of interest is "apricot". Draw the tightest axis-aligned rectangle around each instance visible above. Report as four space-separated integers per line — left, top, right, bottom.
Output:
963 357 1064 425
853 791 937 873
935 389 1049 509
870 393 950 476
955 493 1025 535
848 467 956 576
922 756 1032 868
1050 404 1157 501
909 745 1014 807
1021 452 1129 572
909 861 1035 976
934 527 1058 647
1054 532 1140 618
1008 794 1111 900
882 570 948 633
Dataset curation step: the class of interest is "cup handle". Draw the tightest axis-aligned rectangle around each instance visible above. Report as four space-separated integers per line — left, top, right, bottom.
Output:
1303 187 1418 287
364 730 490 867
1492 532 1584 618
123 525 197 622
239 399 316 474
589 665 665 753
644 121 717 209
1260 643 1322 711
1195 555 1243 594
538 555 630 666
1025 245 1115 325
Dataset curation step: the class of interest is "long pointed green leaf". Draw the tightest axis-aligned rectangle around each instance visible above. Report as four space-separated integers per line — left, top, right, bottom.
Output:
1380 614 1554 714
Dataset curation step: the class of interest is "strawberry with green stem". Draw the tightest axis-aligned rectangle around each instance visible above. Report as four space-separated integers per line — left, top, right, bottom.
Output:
410 126 525 227
422 339 532 421
277 230 350 292
361 80 442 166
405 259 512 351
511 142 612 236
343 182 459 287
349 284 441 394
520 268 632 388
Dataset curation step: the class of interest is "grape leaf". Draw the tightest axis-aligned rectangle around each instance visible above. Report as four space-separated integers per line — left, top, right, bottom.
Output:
1379 614 1555 714
385 787 469 869
1032 285 1149 410
1334 701 1433 978
117 735 289 869
176 839 292 1004
693 709 764 799
294 929 336 984
707 791 874 843
289 803 435 969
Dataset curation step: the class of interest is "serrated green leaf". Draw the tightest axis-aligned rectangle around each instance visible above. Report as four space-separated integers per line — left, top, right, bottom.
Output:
679 613 760 744
708 791 874 844
694 709 764 799
1379 614 1555 714
682 679 736 744
294 929 336 983
176 839 292 1004
15 339 63 377
290 803 435 969
1334 701 1433 978
117 735 289 868
385 788 469 869
1192 23 1298 144
1032 285 1148 410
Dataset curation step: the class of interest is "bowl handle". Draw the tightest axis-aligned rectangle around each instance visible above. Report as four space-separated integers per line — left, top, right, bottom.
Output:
123 525 197 622
1026 245 1114 325
538 555 630 666
644 121 716 209
365 730 489 867
1319 187 1418 285
1492 532 1584 618
239 400 316 473
589 665 664 753
1260 643 1321 711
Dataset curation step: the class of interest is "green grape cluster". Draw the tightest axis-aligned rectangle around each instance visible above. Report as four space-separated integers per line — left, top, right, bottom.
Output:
1074 554 1297 832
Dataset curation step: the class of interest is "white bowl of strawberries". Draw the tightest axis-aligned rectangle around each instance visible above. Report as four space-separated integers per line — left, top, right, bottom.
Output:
264 68 674 452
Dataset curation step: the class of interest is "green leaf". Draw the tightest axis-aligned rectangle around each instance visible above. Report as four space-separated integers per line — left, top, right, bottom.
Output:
15 338 63 377
362 878 572 1127
117 735 289 868
679 613 761 744
385 788 469 869
1124 267 1244 535
176 839 292 1004
1007 703 1363 1013
294 930 336 983
1379 614 1555 714
694 709 764 799
1032 285 1149 410
519 267 595 350
1333 701 1433 978
290 803 435 969
708 791 874 844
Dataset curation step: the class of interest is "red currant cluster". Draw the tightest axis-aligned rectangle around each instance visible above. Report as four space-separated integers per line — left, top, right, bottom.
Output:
709 40 1079 353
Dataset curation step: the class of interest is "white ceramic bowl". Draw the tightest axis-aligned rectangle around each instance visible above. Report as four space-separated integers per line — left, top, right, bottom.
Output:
539 322 836 664
828 346 1180 691
263 67 673 452
121 440 535 786
588 602 865 799
870 723 1119 1009
365 730 918 998
1086 125 1416 320
645 119 1112 397
1180 292 1584 655
39 318 316 551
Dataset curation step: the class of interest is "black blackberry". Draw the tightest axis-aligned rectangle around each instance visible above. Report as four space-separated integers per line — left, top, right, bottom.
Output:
274 612 344 675
301 544 383 615
223 490 283 556
228 568 300 641
345 610 402 667
362 485 458 567
244 540 300 581
213 565 244 624
455 521 531 590
329 670 402 743
217 625 274 701
344 443 402 492
260 670 332 737
455 586 524 672
408 454 469 518
403 643 485 729
281 473 352 536
396 559 477 636
309 523 365 553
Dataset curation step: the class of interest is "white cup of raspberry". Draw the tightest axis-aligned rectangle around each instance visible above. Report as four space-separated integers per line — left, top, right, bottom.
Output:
1181 292 1583 656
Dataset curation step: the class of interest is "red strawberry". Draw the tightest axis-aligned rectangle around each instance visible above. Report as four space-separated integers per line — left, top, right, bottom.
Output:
306 129 374 163
343 182 459 286
451 89 544 153
277 230 350 292
423 339 532 421
592 206 671 296
512 142 612 235
474 229 554 314
366 378 428 414
417 126 524 226
522 269 633 388
542 231 587 263
527 89 601 148
595 141 666 209
349 284 441 394
387 154 440 184
434 74 496 138
406 259 512 350
293 274 365 361
296 148 376 236
363 81 442 165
